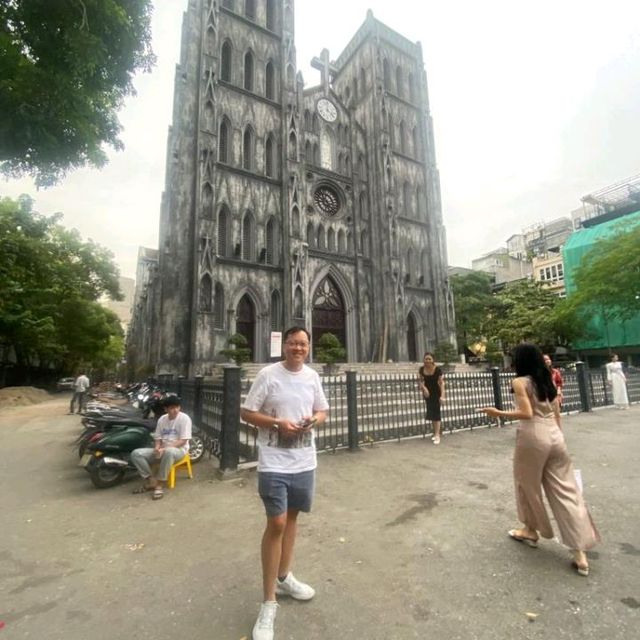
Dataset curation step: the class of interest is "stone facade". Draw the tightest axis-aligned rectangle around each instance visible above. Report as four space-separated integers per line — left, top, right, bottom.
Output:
129 0 455 376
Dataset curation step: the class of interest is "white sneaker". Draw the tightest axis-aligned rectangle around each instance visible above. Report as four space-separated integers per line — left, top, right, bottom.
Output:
275 572 315 600
253 601 278 640
433 436 441 445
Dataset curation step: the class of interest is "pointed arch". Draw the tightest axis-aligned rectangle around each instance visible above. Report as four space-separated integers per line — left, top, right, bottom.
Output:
244 0 256 21
265 216 278 265
304 109 311 130
383 58 391 91
360 229 369 257
266 0 277 31
286 64 295 88
313 142 320 165
416 185 425 216
305 140 311 162
265 133 276 177
320 129 334 170
406 310 419 361
220 40 232 82
293 286 304 319
213 282 225 328
317 223 325 250
265 60 275 99
243 50 254 91
243 125 254 170
309 265 357 361
327 227 335 252
218 117 230 163
270 289 281 330
203 100 214 132
242 210 255 260
306 221 315 247
217 205 229 256
288 131 297 161
338 229 346 254
396 65 404 98
199 274 212 312
291 205 300 237
406 246 414 282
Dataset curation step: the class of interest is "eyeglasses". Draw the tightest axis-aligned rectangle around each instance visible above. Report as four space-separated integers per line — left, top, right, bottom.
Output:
285 341 310 348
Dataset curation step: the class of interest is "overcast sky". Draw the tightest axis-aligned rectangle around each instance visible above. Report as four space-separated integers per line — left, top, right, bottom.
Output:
2 0 639 279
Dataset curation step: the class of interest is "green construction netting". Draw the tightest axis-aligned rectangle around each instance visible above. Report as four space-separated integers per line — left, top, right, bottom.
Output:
562 209 640 350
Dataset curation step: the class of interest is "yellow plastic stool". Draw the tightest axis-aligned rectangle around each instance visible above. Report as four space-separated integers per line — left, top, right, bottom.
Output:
167 453 193 489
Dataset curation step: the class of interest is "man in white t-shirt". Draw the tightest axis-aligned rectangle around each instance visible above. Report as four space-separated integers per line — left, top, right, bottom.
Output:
69 372 90 414
241 327 329 640
131 395 192 500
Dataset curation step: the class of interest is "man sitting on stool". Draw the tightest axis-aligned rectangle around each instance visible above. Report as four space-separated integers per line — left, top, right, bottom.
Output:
131 395 192 500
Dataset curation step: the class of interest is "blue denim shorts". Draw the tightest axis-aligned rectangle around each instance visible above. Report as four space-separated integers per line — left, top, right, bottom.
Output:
258 469 315 517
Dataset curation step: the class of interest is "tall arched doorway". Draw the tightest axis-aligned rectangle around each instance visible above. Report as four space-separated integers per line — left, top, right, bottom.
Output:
312 276 345 358
406 312 418 362
236 294 256 361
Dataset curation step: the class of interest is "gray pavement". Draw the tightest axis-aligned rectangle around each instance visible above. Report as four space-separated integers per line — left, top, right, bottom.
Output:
1 397 639 640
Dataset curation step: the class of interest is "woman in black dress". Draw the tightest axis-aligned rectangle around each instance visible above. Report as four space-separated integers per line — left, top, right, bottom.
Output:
418 352 445 444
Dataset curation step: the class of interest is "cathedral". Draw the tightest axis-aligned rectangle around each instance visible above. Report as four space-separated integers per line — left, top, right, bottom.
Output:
127 0 455 377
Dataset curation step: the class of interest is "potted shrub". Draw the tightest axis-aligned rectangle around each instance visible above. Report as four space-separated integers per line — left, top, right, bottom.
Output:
314 332 346 375
219 333 252 367
435 341 457 371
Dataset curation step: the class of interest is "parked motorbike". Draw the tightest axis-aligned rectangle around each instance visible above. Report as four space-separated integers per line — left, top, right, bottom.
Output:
80 425 206 489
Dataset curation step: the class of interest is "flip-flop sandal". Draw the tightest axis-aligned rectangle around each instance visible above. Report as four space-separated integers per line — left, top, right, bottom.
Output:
508 529 539 547
571 561 589 576
132 485 154 494
152 489 164 500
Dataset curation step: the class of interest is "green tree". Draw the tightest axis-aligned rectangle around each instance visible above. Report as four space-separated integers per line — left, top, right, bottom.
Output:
570 223 640 321
219 333 252 366
450 271 498 351
489 280 582 353
0 0 155 186
0 195 123 376
314 332 346 365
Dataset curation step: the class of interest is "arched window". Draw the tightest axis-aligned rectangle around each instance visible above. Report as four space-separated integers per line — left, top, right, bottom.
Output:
360 229 369 257
265 217 277 265
243 126 254 170
242 211 255 261
421 249 429 286
320 129 334 170
218 118 230 163
266 0 276 31
265 134 275 177
408 72 415 102
338 229 346 253
204 100 214 132
291 206 300 237
359 191 367 219
288 131 297 161
270 290 281 330
416 185 424 214
312 113 319 133
358 153 365 178
213 283 225 328
305 140 311 162
406 247 414 282
399 121 406 154
217 206 228 256
304 110 311 130
327 227 335 252
199 274 212 312
265 61 275 99
220 41 232 82
412 126 420 157
313 143 320 165
383 58 391 91
245 0 255 21
317 224 325 250
286 64 294 88
306 221 315 247
396 66 403 98
294 287 303 318
404 181 412 216
244 51 254 91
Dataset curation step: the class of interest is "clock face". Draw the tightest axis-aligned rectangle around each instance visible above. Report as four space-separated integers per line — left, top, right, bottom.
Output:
317 98 337 122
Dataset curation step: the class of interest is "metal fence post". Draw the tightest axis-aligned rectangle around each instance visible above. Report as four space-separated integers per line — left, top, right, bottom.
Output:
220 365 241 475
194 375 204 426
576 361 592 412
346 370 359 450
177 375 184 401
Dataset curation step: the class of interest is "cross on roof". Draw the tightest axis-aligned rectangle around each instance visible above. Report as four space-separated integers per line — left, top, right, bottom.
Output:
311 48 338 94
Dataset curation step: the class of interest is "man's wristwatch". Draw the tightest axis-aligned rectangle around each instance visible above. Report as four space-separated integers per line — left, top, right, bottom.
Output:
271 423 279 430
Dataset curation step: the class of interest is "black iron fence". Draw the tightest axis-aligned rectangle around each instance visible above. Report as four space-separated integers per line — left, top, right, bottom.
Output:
159 364 639 475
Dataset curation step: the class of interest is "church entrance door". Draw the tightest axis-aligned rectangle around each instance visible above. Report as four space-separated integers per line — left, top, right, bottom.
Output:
236 294 256 362
312 276 346 359
407 313 418 362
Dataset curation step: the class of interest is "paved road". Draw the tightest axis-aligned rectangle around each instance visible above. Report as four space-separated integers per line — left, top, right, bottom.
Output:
1 397 639 639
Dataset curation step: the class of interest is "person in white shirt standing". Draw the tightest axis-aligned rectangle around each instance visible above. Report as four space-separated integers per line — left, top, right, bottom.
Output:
131 395 192 500
69 372 90 414
241 327 329 640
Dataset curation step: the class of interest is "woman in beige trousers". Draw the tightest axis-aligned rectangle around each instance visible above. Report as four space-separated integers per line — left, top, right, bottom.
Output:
480 343 600 576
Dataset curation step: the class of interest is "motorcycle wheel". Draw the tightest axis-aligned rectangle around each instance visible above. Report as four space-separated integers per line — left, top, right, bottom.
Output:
88 462 126 489
189 434 205 464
